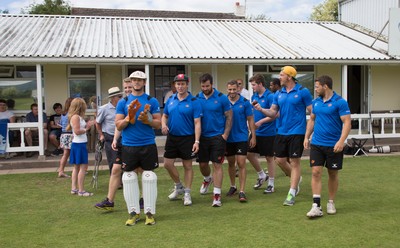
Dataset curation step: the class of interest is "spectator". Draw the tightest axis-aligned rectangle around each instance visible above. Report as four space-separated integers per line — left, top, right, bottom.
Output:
49 103 63 156
68 98 96 196
57 98 74 178
24 103 50 157
0 99 16 155
163 81 177 105
237 79 251 100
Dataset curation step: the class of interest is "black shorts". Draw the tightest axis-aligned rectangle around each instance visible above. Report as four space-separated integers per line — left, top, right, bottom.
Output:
274 134 305 158
248 135 275 157
114 140 123 165
122 144 159 171
164 134 196 160
310 144 343 170
225 141 248 157
198 135 226 164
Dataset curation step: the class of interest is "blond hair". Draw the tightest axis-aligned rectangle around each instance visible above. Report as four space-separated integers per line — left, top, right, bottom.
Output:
66 98 87 131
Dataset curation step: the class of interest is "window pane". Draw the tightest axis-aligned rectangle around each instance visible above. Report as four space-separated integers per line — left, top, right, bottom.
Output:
70 67 96 76
0 80 43 110
296 73 314 96
69 79 96 108
253 65 267 72
16 66 37 78
154 65 185 108
0 65 14 78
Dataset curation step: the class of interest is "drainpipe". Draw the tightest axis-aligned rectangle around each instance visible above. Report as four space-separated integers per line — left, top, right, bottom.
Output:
145 64 150 95
247 64 253 92
36 64 44 158
341 65 348 101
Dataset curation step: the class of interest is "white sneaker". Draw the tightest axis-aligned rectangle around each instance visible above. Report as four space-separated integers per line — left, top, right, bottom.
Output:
212 194 222 207
183 193 192 206
295 176 303 196
200 178 213 195
306 203 323 218
327 201 336 215
168 185 184 200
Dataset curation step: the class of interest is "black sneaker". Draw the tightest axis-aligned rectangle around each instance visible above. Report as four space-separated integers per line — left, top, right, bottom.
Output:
239 192 247 202
253 175 269 189
51 149 60 157
95 198 114 211
226 186 237 196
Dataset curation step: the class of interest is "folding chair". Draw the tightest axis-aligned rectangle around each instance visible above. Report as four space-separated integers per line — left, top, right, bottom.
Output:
351 138 368 157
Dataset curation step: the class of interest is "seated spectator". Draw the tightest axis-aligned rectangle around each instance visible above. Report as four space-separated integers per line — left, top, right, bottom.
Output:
49 103 63 156
0 98 16 145
24 103 50 157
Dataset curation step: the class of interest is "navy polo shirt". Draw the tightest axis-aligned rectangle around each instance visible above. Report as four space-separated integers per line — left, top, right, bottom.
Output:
252 89 276 137
273 83 313 135
116 93 160 146
311 92 351 147
197 88 231 137
164 93 202 136
227 95 253 143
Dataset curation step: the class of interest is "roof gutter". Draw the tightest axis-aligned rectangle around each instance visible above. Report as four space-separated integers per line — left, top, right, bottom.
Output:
0 58 399 65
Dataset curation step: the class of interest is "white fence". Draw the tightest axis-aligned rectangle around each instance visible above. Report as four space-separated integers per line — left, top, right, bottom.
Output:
347 113 400 140
4 113 400 155
6 122 43 153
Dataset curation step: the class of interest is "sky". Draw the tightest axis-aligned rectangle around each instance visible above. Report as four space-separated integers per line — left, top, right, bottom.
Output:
1 0 324 21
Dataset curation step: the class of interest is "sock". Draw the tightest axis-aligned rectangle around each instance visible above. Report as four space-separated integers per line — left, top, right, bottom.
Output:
213 187 221 195
175 182 183 188
231 185 237 188
268 177 275 186
204 176 212 182
289 188 296 196
313 194 321 207
184 188 191 194
257 170 266 178
328 199 334 203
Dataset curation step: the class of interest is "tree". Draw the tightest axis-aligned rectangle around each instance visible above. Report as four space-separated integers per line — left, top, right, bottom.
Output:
0 9 10 14
310 0 338 21
247 14 270 20
23 0 71 15
2 87 17 99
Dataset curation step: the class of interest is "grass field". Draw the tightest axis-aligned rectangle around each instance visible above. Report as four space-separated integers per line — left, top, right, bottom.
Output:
1 156 399 247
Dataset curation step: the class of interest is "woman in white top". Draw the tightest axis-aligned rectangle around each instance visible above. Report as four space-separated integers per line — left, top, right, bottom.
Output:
67 98 95 197
0 99 16 147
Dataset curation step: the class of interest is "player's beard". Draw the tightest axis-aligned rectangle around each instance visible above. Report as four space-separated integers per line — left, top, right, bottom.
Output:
133 86 144 92
202 88 212 96
228 93 238 101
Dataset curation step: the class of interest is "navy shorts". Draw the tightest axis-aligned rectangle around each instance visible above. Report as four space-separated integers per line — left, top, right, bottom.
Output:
164 134 196 160
274 134 305 158
248 135 275 157
50 129 62 139
198 135 226 164
122 144 159 171
310 144 343 170
225 141 248 157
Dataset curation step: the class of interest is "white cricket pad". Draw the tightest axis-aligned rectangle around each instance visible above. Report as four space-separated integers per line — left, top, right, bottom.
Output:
142 170 157 215
122 171 140 214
